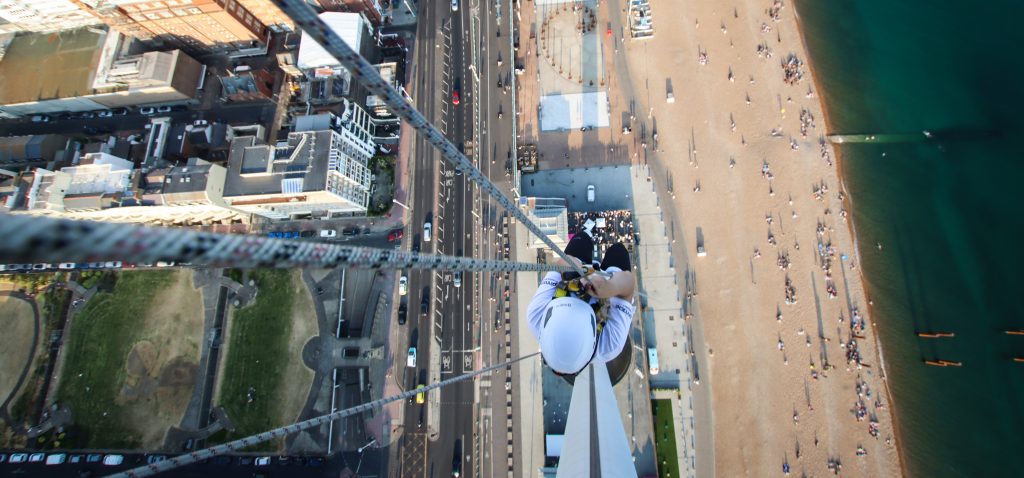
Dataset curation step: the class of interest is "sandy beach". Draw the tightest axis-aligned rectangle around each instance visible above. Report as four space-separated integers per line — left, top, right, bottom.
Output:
609 0 903 475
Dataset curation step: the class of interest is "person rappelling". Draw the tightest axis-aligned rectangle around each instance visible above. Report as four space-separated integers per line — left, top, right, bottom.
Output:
527 228 636 376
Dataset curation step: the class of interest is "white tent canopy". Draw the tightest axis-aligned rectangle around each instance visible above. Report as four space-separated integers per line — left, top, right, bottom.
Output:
297 12 367 70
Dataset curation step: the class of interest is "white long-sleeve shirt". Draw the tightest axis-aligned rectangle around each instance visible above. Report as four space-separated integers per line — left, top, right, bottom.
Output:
526 269 636 365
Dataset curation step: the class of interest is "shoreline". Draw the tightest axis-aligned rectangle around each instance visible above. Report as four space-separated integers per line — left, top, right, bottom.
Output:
791 5 909 476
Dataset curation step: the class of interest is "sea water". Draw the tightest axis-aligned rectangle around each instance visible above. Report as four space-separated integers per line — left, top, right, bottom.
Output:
794 1 1024 476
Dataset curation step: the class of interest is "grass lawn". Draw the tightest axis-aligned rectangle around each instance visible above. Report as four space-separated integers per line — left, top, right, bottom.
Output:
56 271 176 449
215 269 297 450
652 399 681 478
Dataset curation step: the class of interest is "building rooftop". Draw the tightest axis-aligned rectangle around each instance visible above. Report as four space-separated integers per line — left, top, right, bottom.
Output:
0 28 107 105
224 132 332 197
297 12 366 70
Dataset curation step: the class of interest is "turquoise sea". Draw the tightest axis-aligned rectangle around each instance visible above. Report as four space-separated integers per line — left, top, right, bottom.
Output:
794 1 1024 476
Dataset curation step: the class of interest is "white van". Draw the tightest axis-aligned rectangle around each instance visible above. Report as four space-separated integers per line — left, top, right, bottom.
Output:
647 348 660 375
586 185 595 203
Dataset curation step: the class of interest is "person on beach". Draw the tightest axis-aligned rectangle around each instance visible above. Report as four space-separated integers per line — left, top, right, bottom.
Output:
527 229 636 375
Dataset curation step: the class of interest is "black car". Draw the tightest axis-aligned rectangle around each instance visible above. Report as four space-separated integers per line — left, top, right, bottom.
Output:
300 230 314 238
398 303 408 325
342 227 359 236
452 439 462 477
420 287 429 315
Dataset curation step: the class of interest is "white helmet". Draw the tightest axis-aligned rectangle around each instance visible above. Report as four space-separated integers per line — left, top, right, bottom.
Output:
539 297 598 375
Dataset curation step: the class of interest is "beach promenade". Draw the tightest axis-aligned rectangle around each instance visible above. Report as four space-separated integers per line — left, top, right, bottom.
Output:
608 0 903 476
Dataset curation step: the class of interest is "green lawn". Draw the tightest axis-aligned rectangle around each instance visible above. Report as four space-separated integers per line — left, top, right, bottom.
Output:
215 269 295 450
55 271 175 448
652 399 681 478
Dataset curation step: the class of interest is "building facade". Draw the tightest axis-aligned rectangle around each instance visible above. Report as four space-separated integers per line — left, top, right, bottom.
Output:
69 0 293 53
0 0 100 33
315 0 383 27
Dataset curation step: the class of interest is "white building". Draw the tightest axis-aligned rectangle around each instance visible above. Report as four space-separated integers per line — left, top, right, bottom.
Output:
27 152 133 213
0 0 100 34
222 126 372 220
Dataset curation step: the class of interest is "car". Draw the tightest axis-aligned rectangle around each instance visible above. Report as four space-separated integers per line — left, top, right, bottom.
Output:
451 0 459 11
255 456 271 466
58 262 77 270
397 303 408 325
103 261 122 268
452 90 460 105
421 287 430 314
10 453 28 463
319 229 337 238
31 115 51 123
46 453 67 465
33 263 53 270
277 456 292 466
416 384 426 404
211 456 231 465
29 453 45 462
69 455 84 463
342 227 359 236
86 454 103 463
423 221 432 242
140 106 156 115
407 347 417 367
171 105 187 111
102 454 124 466
453 271 462 288
157 105 173 113
81 112 96 119
146 455 166 465
455 168 462 176
112 108 129 115
306 457 324 467
388 229 404 241
399 276 408 295
587 184 596 202
98 110 114 117
300 230 315 238
156 261 175 267
452 439 462 477
238 457 254 466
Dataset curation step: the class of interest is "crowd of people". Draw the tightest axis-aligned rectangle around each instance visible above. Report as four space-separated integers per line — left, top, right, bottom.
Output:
568 210 637 258
782 53 805 85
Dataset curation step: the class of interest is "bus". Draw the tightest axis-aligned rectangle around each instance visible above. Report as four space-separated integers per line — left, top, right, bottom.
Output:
647 347 659 375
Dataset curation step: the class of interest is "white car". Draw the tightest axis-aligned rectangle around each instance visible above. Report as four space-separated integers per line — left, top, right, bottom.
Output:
140 106 156 115
453 271 461 288
31 115 51 123
58 263 77 270
98 110 114 117
451 0 459 11
103 261 123 268
407 347 417 368
46 454 67 465
29 453 45 463
103 454 124 466
423 221 432 242
587 184 595 203
32 263 53 271
9 453 28 463
319 229 337 238
399 276 408 295
255 456 271 466
156 261 175 267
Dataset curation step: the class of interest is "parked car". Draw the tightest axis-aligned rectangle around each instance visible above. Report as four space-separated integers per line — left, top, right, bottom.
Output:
80 112 96 119
399 276 408 295
423 221 432 242
342 227 359 236
300 230 314 238
140 107 156 115
9 453 28 463
451 0 459 11
319 229 337 238
86 454 103 463
146 455 166 464
103 261 122 268
407 347 417 367
255 457 271 466
388 229 404 241
31 115 51 123
306 457 325 467
156 261 175 267
238 457 254 466
45 453 66 465
397 303 408 325
102 454 124 466
29 453 45 463
33 263 53 270
58 262 77 270
98 110 114 118
112 107 129 115
157 105 173 113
